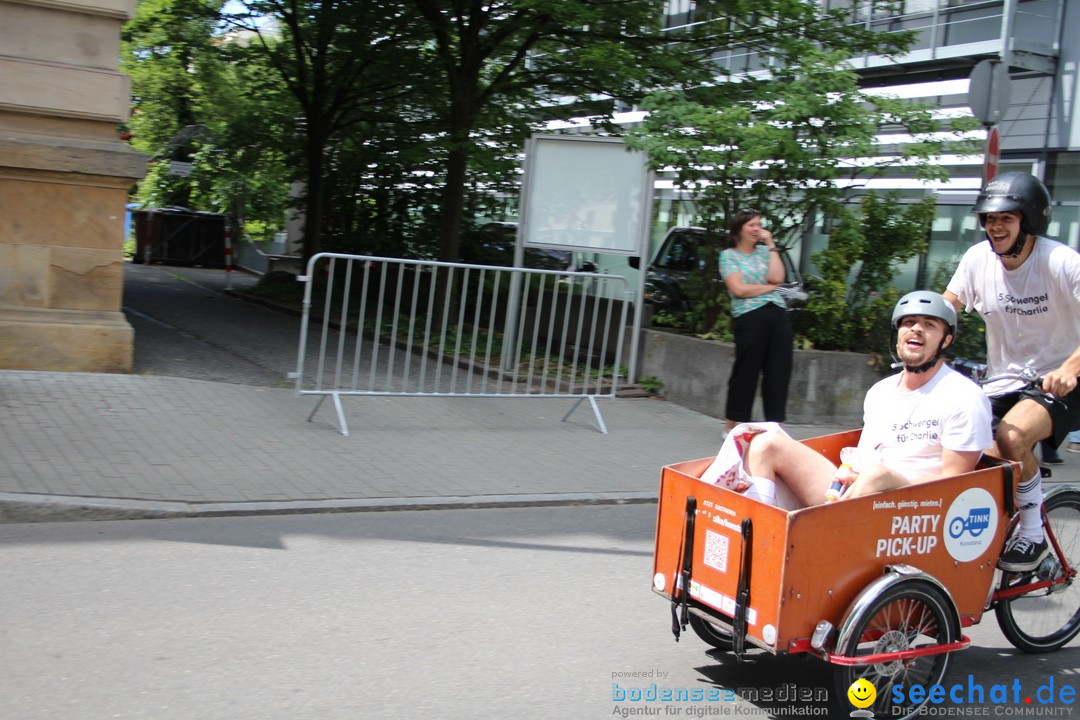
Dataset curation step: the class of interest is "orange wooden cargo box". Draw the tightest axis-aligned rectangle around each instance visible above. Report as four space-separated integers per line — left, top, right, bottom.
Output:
652 430 1013 655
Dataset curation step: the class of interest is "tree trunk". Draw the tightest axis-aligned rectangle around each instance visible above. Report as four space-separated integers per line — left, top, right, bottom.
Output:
437 143 469 262
302 133 325 267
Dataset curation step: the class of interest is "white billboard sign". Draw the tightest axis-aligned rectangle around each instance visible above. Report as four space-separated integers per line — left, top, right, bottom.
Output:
519 134 652 257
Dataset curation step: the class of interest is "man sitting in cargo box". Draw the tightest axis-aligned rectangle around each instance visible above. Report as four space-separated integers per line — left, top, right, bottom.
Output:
724 291 993 509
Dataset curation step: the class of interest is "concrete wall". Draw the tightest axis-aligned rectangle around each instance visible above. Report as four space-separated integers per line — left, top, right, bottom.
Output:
637 329 882 425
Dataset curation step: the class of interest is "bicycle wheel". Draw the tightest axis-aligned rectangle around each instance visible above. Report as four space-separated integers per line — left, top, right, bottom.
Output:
832 581 956 720
688 612 734 651
995 487 1080 652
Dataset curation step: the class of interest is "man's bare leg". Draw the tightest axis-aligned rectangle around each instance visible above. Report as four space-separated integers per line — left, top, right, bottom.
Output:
995 398 1054 570
743 431 838 507
995 398 1053 488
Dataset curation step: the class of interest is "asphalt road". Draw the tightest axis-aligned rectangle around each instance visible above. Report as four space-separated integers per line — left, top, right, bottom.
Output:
122 263 297 387
2 504 1078 720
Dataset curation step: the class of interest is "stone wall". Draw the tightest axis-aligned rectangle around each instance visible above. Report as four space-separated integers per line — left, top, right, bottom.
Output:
637 328 883 425
0 0 145 372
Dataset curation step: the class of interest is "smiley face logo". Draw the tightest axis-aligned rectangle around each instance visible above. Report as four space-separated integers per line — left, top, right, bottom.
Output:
847 678 876 709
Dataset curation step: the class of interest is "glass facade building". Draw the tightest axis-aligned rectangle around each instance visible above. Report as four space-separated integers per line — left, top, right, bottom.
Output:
650 0 1078 289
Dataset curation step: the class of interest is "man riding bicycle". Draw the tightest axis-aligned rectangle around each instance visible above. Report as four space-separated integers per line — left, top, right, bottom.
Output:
736 291 993 507
944 171 1080 572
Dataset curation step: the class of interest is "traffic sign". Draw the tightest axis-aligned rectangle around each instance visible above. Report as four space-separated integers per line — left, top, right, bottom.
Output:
969 60 1011 126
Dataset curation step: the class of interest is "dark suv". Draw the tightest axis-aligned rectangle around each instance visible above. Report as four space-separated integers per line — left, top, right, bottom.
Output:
630 227 710 313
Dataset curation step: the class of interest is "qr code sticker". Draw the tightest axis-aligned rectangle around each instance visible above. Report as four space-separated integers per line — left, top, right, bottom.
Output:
703 529 729 573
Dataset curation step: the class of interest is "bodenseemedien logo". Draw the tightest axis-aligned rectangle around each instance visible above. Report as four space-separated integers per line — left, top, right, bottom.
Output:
943 487 998 562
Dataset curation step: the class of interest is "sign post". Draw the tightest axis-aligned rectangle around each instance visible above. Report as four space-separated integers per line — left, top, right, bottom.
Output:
514 134 654 382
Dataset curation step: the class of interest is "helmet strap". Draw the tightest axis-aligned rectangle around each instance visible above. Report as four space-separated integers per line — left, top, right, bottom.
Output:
986 229 1028 259
901 334 952 375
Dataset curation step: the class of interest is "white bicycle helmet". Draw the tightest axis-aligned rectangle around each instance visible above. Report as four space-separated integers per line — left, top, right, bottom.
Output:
892 290 957 333
891 291 957 374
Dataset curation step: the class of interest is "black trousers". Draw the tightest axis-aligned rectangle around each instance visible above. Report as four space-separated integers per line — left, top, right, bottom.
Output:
725 302 793 423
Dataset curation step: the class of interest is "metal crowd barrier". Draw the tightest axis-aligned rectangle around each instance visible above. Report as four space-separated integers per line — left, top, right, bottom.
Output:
292 253 632 436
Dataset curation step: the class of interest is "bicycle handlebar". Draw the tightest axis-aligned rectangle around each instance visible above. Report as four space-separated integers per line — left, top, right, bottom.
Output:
951 358 1078 393
951 358 1042 387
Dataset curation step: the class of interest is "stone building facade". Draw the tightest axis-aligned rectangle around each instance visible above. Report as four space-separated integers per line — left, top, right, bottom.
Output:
0 0 144 372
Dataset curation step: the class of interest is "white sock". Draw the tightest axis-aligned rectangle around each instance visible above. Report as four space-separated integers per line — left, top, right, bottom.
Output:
1016 470 1044 542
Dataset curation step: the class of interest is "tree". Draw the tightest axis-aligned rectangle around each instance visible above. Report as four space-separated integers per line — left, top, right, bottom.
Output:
222 0 425 263
123 0 294 236
122 0 224 208
408 0 715 261
625 0 980 337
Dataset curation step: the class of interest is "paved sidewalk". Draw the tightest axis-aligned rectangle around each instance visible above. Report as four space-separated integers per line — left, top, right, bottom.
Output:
0 369 843 521
2 264 1077 522
3 369 1076 522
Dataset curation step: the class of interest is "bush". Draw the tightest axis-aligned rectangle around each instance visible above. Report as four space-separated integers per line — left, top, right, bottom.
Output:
926 262 987 364
801 193 934 353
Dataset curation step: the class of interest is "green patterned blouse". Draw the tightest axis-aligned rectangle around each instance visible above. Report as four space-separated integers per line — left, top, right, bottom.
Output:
718 245 785 318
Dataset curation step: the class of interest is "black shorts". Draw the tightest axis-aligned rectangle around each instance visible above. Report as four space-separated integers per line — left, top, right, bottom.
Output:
990 384 1080 447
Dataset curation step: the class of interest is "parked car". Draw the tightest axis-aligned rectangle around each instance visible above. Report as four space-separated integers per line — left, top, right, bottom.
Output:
459 222 575 271
630 226 709 313
631 226 803 313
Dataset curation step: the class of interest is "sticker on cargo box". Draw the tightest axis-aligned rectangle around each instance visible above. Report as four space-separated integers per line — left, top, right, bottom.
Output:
689 580 757 626
943 487 998 562
703 529 729 572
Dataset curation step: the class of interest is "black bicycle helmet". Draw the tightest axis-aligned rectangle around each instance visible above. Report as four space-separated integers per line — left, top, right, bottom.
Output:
891 291 957 374
972 172 1052 257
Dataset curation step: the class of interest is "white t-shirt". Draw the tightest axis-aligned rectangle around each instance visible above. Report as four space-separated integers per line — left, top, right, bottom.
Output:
947 237 1080 396
858 364 993 480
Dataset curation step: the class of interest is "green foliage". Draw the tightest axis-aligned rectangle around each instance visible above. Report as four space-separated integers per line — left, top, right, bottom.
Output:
123 0 223 208
122 0 984 351
800 193 935 355
123 0 293 234
626 0 979 246
684 248 733 341
638 376 664 393
623 0 979 353
125 0 714 262
405 0 718 261
926 262 987 363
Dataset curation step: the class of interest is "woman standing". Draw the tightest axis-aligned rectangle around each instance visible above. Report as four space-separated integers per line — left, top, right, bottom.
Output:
718 208 794 433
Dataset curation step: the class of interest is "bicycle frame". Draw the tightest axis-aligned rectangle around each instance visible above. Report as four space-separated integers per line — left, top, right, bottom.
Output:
991 486 1079 603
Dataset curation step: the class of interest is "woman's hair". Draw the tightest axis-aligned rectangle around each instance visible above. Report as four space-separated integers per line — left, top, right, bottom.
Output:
726 208 760 247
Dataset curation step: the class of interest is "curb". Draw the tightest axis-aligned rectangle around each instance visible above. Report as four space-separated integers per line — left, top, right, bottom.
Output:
0 491 659 524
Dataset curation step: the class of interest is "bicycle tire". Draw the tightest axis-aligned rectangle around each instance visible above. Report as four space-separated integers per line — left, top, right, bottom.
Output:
688 612 734 651
832 581 956 720
995 487 1080 652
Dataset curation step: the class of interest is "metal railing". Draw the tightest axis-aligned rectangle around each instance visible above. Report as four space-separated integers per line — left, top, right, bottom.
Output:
293 253 633 436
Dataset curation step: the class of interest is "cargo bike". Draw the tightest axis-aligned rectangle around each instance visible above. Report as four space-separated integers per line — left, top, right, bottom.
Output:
652 422 1080 719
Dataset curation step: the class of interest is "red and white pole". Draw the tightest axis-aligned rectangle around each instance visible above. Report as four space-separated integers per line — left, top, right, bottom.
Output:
223 219 234 290
983 125 1001 183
